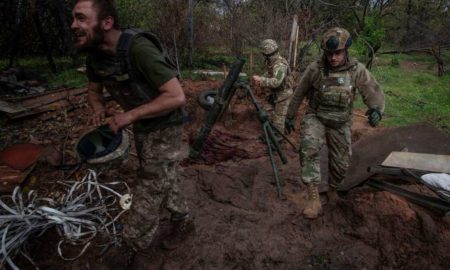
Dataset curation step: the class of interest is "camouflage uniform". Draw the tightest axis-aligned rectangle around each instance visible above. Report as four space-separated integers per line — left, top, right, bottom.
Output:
286 58 384 187
85 29 189 250
123 124 189 250
259 39 293 134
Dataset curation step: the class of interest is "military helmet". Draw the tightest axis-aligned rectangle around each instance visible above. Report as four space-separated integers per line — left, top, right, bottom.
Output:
321 27 352 52
76 125 130 166
259 39 279 55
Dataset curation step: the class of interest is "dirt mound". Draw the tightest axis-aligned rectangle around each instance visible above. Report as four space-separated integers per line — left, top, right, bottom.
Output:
3 80 450 269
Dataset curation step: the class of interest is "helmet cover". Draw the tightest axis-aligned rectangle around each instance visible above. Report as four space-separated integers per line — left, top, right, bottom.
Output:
321 27 352 52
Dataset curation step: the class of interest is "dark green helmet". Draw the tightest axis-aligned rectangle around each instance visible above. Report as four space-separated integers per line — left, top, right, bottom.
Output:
321 27 352 52
76 125 130 166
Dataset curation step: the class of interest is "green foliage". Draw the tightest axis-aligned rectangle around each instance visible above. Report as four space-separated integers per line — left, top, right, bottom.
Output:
390 55 400 66
354 53 450 133
115 0 157 29
191 52 236 70
353 15 386 62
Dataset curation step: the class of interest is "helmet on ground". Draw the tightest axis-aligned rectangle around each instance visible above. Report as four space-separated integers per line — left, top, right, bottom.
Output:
76 125 130 165
321 27 352 52
259 39 279 55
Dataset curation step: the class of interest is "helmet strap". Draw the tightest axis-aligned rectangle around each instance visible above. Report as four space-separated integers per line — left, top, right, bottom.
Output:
263 49 279 58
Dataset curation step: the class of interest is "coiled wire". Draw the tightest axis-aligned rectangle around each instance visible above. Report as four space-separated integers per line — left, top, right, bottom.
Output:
0 169 131 270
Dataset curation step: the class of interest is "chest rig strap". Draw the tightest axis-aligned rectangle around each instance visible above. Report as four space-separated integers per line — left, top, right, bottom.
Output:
115 31 136 82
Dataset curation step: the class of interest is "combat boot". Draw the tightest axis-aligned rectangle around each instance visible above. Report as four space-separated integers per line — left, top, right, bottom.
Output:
327 186 339 208
161 216 195 250
303 183 322 219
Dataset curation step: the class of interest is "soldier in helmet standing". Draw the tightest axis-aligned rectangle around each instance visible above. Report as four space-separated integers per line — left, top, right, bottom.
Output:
252 39 293 139
285 27 384 219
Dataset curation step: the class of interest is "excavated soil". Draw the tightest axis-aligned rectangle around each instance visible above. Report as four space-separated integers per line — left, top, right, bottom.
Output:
2 79 450 270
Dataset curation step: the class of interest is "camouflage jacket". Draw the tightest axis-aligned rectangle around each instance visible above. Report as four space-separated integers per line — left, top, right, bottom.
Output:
260 54 292 102
286 58 384 120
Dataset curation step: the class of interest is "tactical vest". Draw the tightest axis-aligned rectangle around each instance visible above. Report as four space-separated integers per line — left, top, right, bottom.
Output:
87 28 183 133
314 63 357 128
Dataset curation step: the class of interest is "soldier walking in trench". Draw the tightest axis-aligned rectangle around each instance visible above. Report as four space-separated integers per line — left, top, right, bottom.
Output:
285 27 385 219
71 0 194 268
252 39 293 140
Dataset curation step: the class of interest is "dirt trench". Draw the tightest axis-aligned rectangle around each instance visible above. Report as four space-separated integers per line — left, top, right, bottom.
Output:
3 80 450 270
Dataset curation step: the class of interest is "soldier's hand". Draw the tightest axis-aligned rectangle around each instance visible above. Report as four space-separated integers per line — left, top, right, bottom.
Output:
107 112 134 134
285 118 295 134
365 108 382 127
252 75 261 86
91 108 106 127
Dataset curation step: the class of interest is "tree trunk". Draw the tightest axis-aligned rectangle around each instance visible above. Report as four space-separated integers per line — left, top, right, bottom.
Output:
8 0 26 68
186 0 194 67
53 0 72 55
402 0 412 46
33 0 56 73
431 45 445 76
288 15 298 69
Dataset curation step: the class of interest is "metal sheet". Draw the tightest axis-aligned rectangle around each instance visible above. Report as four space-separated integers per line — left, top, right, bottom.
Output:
382 152 450 173
338 124 450 191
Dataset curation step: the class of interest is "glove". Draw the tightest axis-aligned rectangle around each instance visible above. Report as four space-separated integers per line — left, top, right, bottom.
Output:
285 118 295 134
365 108 382 127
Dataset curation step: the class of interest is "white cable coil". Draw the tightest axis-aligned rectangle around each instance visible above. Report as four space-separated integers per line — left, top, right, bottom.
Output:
0 169 132 270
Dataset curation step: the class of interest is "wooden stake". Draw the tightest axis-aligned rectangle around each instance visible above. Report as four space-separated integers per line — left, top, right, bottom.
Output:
293 25 299 69
288 15 298 69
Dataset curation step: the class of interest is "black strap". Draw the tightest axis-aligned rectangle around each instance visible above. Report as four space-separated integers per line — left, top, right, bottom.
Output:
117 32 134 73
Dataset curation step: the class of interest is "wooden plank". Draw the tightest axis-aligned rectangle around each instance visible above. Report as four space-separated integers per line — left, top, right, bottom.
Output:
382 151 450 173
0 100 27 114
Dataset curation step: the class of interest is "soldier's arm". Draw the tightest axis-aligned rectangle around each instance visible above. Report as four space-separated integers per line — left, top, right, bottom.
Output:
354 63 385 112
129 77 185 120
106 37 185 133
87 81 106 126
107 77 185 133
260 63 287 88
128 38 185 119
286 64 314 119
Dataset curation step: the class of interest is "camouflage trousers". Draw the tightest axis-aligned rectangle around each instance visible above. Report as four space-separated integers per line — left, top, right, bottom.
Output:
271 88 293 135
299 113 352 188
123 124 189 251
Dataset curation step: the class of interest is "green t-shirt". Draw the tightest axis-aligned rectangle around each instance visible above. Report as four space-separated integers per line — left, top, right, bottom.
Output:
86 35 177 85
86 32 181 133
130 35 178 89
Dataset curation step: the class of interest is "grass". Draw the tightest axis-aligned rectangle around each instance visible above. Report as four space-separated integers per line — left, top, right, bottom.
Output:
354 53 450 133
0 56 87 89
48 69 87 89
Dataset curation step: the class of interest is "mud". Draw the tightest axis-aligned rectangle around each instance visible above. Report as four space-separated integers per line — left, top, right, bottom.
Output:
2 80 450 270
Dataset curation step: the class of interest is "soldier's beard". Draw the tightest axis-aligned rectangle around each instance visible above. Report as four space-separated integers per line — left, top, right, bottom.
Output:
74 25 105 53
